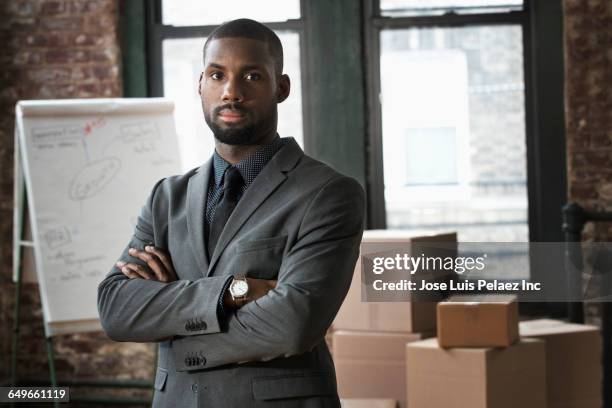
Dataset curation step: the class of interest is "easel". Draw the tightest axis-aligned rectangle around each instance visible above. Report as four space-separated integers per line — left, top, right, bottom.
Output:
10 127 155 407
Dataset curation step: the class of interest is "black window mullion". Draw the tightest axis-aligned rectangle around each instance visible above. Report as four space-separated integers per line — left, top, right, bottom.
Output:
298 0 312 153
372 10 526 29
158 19 303 40
364 0 386 229
146 0 164 97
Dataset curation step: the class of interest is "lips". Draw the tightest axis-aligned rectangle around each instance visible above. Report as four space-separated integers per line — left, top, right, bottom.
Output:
217 108 246 123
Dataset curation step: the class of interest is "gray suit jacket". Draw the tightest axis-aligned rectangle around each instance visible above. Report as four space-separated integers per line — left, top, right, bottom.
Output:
97 138 365 407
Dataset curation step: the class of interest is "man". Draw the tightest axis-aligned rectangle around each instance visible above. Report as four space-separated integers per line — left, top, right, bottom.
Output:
98 18 365 407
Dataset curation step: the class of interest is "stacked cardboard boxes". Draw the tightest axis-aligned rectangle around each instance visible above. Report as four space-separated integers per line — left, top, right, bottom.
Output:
331 234 603 407
340 399 397 408
406 337 547 408
406 295 548 407
332 230 457 408
334 230 457 333
436 294 519 347
333 330 431 406
519 319 602 408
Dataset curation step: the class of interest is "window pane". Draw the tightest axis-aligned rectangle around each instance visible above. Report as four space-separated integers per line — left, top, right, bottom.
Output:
162 0 300 26
162 33 303 172
380 26 528 248
381 0 523 16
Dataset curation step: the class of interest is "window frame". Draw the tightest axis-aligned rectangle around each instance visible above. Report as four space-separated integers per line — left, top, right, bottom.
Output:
363 0 567 316
364 0 529 228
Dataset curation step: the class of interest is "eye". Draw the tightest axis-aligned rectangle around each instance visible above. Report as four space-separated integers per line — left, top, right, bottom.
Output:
210 71 224 80
245 72 261 81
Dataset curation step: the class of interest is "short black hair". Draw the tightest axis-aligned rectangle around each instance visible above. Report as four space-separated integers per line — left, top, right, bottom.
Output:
202 18 284 75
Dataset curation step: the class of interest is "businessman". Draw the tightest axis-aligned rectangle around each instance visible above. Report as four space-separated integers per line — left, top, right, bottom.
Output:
98 18 365 407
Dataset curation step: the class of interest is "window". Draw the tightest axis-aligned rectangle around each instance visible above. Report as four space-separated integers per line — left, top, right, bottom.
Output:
162 0 300 27
379 24 528 243
367 1 530 241
148 1 305 171
365 1 538 284
380 0 523 16
365 0 567 290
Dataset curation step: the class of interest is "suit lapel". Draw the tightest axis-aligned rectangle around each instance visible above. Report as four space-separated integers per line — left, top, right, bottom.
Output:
186 158 212 277
206 139 303 277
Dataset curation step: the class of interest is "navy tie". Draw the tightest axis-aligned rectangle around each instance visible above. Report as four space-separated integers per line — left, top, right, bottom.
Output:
208 166 243 258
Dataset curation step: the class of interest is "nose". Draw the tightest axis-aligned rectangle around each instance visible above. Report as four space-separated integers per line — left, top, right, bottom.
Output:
222 77 244 103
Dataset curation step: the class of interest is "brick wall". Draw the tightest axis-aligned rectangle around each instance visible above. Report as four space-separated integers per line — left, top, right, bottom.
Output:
0 0 154 404
563 0 612 326
564 0 612 237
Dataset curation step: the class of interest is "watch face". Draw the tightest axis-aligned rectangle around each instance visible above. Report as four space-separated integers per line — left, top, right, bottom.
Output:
231 280 249 297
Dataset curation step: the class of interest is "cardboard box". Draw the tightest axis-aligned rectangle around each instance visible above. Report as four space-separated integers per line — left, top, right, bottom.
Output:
519 319 601 408
340 399 397 408
334 230 457 333
325 327 333 354
333 330 433 408
437 294 519 347
406 338 547 408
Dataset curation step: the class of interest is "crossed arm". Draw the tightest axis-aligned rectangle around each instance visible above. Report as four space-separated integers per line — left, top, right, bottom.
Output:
117 246 276 310
97 176 365 370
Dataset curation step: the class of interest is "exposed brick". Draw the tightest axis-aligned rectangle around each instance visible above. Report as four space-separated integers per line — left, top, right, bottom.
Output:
37 83 77 98
13 50 44 65
27 67 72 83
83 13 119 31
564 0 612 325
66 0 115 15
39 16 83 31
0 0 136 391
24 33 69 48
565 0 612 203
40 1 66 15
45 49 89 64
570 184 599 200
73 33 101 46
92 65 119 80
76 82 101 96
7 1 41 18
89 48 117 63
9 18 37 32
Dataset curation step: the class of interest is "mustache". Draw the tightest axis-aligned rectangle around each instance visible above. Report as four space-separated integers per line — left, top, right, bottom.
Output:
214 104 248 115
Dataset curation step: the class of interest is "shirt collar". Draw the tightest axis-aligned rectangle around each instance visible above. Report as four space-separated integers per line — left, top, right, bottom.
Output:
212 135 288 188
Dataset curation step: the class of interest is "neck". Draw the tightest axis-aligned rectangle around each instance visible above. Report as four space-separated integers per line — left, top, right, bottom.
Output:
215 131 277 164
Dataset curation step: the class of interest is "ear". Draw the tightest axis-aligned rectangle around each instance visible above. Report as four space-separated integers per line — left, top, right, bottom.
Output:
197 71 204 96
276 74 290 103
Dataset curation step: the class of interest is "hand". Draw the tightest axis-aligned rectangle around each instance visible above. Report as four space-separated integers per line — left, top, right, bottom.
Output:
116 246 178 283
224 277 277 309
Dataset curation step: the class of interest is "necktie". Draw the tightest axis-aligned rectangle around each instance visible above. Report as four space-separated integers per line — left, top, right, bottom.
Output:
208 166 243 257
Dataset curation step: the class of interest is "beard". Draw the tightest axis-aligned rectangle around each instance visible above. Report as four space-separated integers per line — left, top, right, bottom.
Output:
205 104 277 146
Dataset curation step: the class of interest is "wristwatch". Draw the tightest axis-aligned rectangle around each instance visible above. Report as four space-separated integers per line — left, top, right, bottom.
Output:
229 275 249 302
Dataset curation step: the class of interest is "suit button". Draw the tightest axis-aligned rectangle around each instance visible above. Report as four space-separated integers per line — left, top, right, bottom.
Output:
191 383 198 393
